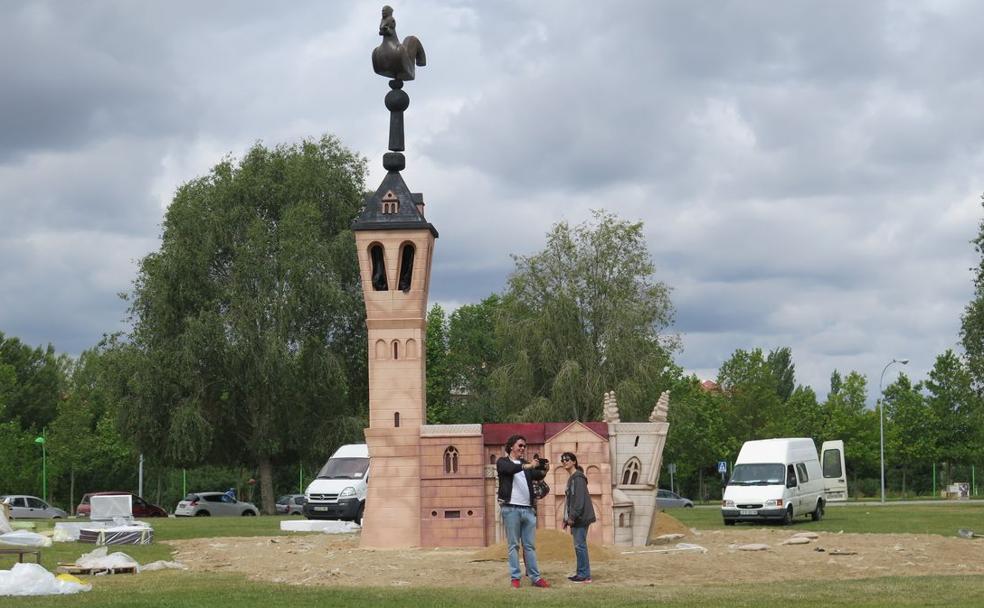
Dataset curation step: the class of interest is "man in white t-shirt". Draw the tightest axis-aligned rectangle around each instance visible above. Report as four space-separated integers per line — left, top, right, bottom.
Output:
495 434 550 589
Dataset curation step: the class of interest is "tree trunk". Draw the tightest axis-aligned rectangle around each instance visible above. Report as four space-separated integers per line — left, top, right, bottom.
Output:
258 456 275 515
70 468 75 516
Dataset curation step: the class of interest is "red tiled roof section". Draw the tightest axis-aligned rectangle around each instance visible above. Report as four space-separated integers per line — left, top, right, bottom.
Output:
482 422 609 447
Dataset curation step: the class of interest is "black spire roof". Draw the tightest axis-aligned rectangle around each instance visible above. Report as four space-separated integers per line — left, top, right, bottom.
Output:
351 171 437 237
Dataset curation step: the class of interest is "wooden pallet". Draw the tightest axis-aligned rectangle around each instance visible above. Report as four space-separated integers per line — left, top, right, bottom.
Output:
56 562 137 575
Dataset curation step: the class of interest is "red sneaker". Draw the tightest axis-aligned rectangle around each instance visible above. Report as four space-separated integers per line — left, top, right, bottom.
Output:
511 579 520 589
532 578 551 588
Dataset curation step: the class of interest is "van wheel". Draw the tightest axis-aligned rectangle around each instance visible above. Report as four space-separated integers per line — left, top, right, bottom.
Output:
355 502 365 526
782 507 793 525
196 510 210 517
811 501 824 522
724 519 736 526
242 510 256 516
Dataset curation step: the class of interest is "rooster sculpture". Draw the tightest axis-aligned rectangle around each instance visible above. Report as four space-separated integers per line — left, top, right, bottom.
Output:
372 5 426 81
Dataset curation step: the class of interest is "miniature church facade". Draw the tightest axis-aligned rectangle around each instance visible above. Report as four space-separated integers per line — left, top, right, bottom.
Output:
351 171 670 549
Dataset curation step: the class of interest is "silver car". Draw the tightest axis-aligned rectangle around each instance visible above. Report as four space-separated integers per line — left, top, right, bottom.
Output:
276 494 306 515
174 492 259 517
656 489 694 508
0 495 68 519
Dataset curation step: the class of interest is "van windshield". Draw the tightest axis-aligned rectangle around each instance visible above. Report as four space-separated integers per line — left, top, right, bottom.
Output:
729 463 785 486
316 457 370 480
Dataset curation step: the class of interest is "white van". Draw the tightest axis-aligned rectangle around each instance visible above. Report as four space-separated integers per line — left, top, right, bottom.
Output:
303 444 369 524
721 438 847 525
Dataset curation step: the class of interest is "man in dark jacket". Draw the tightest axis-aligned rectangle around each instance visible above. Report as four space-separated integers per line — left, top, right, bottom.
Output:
496 434 550 589
561 452 596 583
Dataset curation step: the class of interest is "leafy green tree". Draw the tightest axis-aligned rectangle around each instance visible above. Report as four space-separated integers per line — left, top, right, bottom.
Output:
446 295 502 422
489 210 678 422
662 373 730 500
0 332 65 430
961 193 984 388
884 373 935 496
767 347 796 402
922 350 982 482
425 304 452 423
784 385 822 442
821 371 877 485
122 136 369 513
717 348 787 442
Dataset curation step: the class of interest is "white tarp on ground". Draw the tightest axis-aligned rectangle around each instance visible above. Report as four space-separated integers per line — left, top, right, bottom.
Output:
0 531 51 548
75 547 141 572
280 520 361 533
0 563 91 596
90 495 133 521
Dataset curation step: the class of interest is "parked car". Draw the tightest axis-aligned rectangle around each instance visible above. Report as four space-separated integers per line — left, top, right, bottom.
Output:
76 492 168 518
655 489 694 509
175 492 259 517
276 494 306 515
0 495 68 519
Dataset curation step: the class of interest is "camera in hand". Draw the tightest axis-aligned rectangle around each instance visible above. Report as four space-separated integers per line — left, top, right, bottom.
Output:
532 453 550 470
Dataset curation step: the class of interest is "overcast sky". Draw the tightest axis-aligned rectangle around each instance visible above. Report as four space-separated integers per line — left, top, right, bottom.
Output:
2 1 982 401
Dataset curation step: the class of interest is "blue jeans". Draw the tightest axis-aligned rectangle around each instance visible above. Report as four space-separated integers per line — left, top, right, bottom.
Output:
501 505 541 582
572 525 591 578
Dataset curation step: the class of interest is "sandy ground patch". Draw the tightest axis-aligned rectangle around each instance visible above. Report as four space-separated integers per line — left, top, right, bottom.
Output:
168 521 984 588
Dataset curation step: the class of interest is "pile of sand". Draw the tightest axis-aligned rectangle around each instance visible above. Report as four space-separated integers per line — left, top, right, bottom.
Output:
648 511 693 542
470 528 616 562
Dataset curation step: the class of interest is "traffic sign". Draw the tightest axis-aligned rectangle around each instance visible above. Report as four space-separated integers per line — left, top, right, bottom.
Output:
717 460 727 474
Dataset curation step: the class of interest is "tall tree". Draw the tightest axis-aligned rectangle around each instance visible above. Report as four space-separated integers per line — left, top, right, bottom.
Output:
0 332 66 430
446 295 502 422
820 371 877 482
767 347 796 402
425 304 452 424
961 193 984 389
884 373 935 496
122 136 369 513
489 210 678 422
717 348 787 442
922 350 982 479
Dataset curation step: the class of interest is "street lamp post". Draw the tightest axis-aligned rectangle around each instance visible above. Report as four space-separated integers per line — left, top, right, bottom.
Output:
34 433 46 501
879 358 909 504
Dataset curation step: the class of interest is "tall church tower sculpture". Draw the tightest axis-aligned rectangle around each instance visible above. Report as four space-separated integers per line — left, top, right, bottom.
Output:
353 6 433 548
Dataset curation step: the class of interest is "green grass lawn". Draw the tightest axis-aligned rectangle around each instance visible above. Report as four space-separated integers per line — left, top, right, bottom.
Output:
4 509 984 607
6 572 984 608
670 502 984 536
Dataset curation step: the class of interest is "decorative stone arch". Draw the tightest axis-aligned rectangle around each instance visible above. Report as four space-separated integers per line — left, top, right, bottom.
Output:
443 446 459 474
621 457 642 485
374 339 388 359
368 243 388 291
405 338 418 359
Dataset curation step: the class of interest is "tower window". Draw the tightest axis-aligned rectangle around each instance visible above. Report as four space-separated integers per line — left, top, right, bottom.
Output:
621 457 642 485
394 412 400 427
444 446 459 474
398 242 415 292
380 190 399 214
392 340 400 360
634 436 640 447
369 244 388 291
